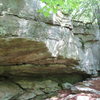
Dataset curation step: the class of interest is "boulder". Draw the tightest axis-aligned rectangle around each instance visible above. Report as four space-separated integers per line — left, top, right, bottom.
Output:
0 37 88 77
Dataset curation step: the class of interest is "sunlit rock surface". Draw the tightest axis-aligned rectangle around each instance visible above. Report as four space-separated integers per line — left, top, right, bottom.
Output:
0 0 100 100
0 0 100 75
46 77 100 100
0 37 87 77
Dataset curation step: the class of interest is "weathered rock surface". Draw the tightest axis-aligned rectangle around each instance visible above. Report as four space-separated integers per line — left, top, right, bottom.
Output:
0 78 60 100
0 0 100 75
0 0 100 99
46 77 100 100
0 80 23 100
0 37 87 77
0 77 99 100
0 37 90 100
0 75 92 100
0 38 51 65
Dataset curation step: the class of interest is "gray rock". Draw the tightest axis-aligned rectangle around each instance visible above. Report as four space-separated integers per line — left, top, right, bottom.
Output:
62 82 73 90
0 0 99 75
17 90 36 100
33 80 61 94
0 81 23 100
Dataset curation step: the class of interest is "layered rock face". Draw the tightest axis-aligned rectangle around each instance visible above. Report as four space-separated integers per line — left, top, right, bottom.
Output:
0 38 81 76
0 0 100 75
0 37 89 100
0 0 100 100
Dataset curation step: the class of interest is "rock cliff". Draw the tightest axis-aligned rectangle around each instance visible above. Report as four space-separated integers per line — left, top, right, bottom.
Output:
0 0 100 100
0 0 100 75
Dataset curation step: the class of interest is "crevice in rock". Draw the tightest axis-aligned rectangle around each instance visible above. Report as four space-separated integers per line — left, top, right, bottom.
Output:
2 13 72 30
8 93 23 100
0 75 26 91
7 13 38 22
10 80 27 91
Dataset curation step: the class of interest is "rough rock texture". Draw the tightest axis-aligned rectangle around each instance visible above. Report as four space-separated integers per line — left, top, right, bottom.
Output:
0 80 23 100
0 75 91 100
0 37 86 77
72 21 100 75
0 37 93 100
0 38 51 65
0 0 100 75
0 37 90 100
46 77 100 100
0 0 100 100
0 78 60 100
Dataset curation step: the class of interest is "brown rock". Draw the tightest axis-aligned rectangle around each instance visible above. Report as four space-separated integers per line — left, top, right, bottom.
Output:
0 38 83 77
0 38 51 65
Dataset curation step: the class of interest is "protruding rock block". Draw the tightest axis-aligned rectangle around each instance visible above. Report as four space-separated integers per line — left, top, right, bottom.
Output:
0 38 85 77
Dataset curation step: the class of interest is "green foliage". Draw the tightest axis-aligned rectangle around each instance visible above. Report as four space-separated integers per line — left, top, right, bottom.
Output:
39 0 81 16
38 0 64 16
73 0 100 22
39 0 100 24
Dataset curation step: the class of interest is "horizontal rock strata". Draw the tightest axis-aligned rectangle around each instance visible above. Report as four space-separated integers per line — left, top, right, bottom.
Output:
0 38 88 77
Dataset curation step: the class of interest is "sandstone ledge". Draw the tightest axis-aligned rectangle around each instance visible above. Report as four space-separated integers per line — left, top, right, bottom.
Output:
0 38 87 77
